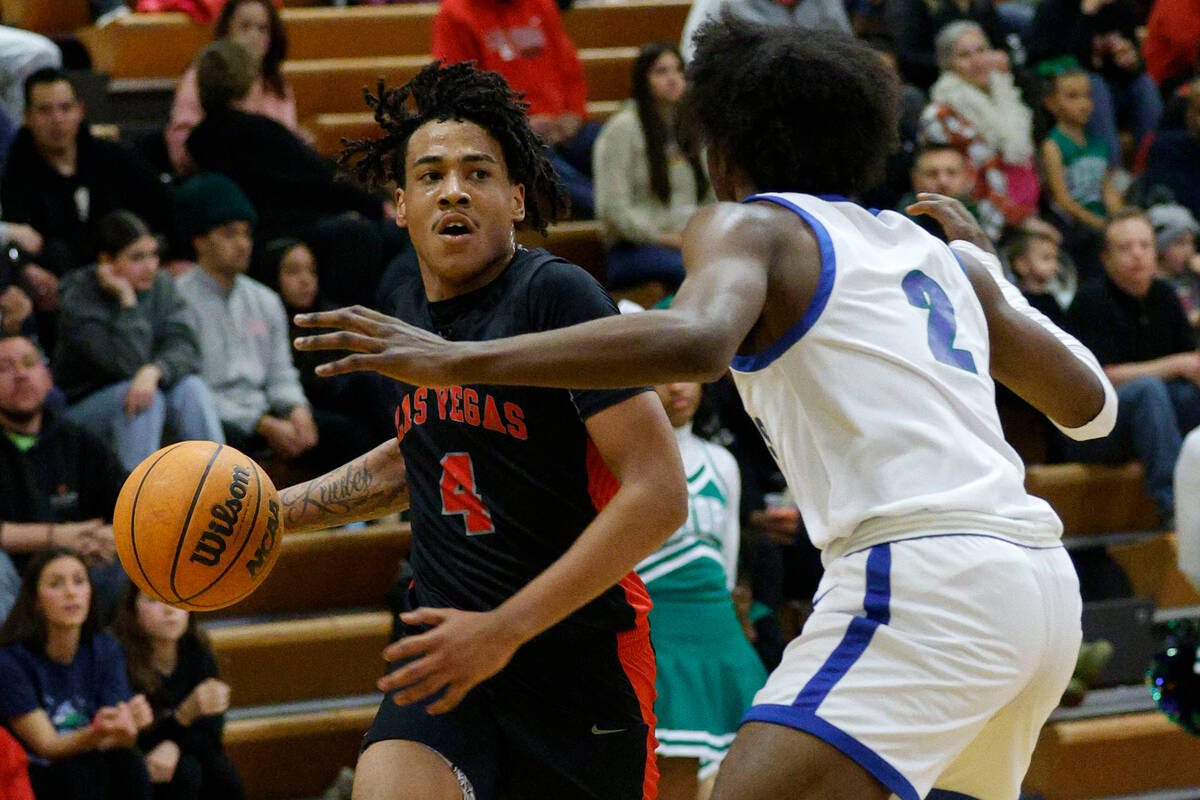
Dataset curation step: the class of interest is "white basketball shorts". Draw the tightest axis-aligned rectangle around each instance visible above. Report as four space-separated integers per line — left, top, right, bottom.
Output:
744 534 1081 800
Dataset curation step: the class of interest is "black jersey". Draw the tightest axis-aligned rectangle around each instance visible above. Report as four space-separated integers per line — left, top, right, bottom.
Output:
387 247 651 634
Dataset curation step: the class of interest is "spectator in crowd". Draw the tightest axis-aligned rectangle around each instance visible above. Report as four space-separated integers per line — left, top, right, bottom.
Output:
1028 0 1163 167
1007 229 1069 322
860 35 929 211
1040 61 1125 278
593 43 712 301
0 245 35 339
52 211 224 473
112 587 245 800
173 174 357 474
1144 80 1200 219
185 39 393 307
166 0 299 176
1142 0 1200 94
269 237 395 449
432 0 600 218
0 334 128 622
0 26 60 126
680 0 851 63
1062 209 1200 522
884 0 1006 90
921 21 1039 241
0 549 153 800
0 69 171 304
898 143 978 240
636 379 765 800
1149 202 1200 333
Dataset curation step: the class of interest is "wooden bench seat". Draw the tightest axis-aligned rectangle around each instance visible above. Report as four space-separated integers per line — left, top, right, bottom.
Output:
1024 462 1160 536
224 703 375 800
285 48 637 118
1108 533 1200 609
79 0 688 80
208 611 392 706
205 522 410 618
310 98 621 157
1024 711 1200 799
2 0 87 34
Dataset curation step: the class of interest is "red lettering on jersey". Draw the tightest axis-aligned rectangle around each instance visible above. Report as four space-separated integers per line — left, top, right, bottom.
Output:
413 388 428 425
449 386 464 422
482 395 506 433
400 393 412 436
435 388 449 419
504 402 527 440
394 406 405 442
463 388 481 426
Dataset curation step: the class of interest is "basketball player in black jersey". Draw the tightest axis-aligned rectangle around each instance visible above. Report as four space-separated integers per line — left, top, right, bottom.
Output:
276 63 686 800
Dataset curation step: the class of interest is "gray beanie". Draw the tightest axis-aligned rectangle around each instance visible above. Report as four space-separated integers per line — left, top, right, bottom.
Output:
1148 203 1200 252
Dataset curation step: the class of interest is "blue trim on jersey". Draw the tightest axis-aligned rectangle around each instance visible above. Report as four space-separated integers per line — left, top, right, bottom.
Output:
741 706 918 800
951 251 969 276
840 532 1065 561
731 193 837 372
927 790 982 800
818 193 882 215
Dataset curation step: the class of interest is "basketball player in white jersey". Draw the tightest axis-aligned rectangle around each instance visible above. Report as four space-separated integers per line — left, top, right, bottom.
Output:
294 14 1117 800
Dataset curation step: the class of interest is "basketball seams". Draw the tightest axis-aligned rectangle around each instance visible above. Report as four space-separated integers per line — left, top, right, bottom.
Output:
178 459 266 605
169 443 225 602
127 441 189 604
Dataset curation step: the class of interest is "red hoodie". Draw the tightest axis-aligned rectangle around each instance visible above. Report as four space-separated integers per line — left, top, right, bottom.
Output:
432 0 589 117
1143 0 1200 85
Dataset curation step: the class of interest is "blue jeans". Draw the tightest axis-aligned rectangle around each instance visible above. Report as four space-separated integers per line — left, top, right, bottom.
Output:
1086 72 1164 167
1059 375 1197 521
605 242 686 291
0 550 19 623
549 120 601 220
65 375 225 472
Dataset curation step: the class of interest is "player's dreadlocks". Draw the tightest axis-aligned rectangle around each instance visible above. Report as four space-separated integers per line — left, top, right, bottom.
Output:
339 61 568 235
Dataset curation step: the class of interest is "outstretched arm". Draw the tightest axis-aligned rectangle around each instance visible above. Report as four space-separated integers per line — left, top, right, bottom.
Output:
277 438 410 533
293 203 773 389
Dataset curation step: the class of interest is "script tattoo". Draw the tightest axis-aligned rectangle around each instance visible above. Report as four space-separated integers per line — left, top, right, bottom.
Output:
280 454 407 527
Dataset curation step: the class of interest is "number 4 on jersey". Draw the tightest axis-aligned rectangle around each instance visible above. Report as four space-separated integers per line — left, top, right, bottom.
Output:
440 453 495 535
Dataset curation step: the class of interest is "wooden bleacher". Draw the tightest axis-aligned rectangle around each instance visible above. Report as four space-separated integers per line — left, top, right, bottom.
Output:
1025 462 1161 537
78 0 690 80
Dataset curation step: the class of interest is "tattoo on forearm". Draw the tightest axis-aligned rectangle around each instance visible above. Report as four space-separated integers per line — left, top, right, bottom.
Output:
280 455 407 526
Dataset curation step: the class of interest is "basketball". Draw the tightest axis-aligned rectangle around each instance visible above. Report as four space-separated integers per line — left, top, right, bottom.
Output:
113 441 283 611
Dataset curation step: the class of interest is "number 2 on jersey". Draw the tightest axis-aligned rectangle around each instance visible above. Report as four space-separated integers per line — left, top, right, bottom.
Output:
439 453 495 535
901 270 977 374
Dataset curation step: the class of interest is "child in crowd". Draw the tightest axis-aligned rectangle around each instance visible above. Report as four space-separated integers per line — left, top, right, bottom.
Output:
637 380 766 800
1007 229 1069 323
0 549 152 800
113 587 245 800
1040 63 1124 276
1149 203 1200 334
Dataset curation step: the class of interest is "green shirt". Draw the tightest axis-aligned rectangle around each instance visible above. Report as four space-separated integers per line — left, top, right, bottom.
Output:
1049 126 1108 218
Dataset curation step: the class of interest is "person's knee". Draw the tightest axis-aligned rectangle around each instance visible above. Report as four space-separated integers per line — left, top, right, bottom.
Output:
353 740 465 800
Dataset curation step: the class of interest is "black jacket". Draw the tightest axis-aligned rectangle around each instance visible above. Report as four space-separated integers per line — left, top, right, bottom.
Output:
0 126 171 276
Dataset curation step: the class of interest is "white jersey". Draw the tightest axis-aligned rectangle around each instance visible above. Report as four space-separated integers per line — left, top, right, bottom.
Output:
730 192 1062 561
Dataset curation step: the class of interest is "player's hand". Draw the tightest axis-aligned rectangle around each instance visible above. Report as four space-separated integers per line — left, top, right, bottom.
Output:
177 678 231 725
124 364 162 417
0 285 34 334
127 693 154 729
294 305 462 388
378 607 523 714
905 193 996 254
145 739 181 783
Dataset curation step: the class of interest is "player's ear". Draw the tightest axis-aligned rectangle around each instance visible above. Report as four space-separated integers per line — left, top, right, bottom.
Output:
510 182 526 223
394 186 409 229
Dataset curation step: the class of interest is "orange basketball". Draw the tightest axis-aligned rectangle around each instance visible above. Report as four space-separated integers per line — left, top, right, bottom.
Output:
113 441 283 611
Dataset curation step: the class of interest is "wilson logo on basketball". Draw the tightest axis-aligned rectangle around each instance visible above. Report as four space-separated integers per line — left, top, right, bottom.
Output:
246 498 280 578
189 465 252 567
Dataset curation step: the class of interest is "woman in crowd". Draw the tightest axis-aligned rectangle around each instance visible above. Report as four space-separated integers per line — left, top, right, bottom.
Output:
53 210 224 472
166 0 298 175
637 380 766 800
270 237 397 447
593 42 712 304
112 587 244 800
0 549 152 799
921 20 1039 240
